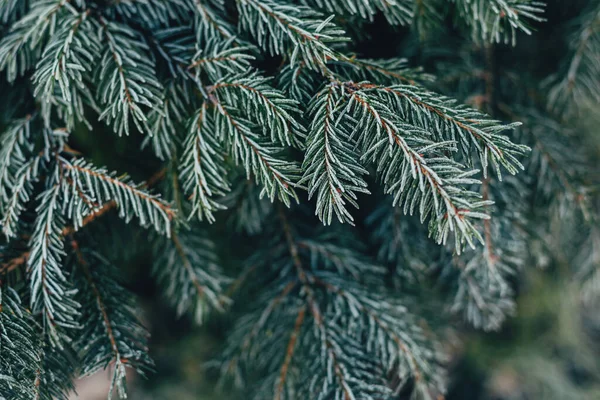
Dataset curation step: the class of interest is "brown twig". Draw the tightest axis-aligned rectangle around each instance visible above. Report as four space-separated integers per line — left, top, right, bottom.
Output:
275 306 306 400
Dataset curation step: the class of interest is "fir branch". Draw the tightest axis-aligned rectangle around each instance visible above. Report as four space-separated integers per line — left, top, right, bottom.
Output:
0 1 580 397
221 211 445 399
451 253 516 331
547 3 600 115
220 177 273 235
107 0 191 29
97 18 163 136
350 82 529 177
344 84 491 250
0 0 29 24
302 0 414 25
276 213 401 399
220 279 298 384
449 178 526 331
274 305 306 400
60 158 175 235
509 108 592 216
366 204 434 284
312 276 445 396
211 100 300 206
28 182 80 346
0 168 167 276
145 80 195 161
0 285 39 399
0 0 81 81
32 9 99 128
236 0 348 72
299 84 369 225
153 227 230 324
277 62 321 102
188 37 255 81
0 116 34 212
149 24 196 80
191 0 236 42
1 156 42 239
454 0 546 45
72 245 153 399
31 337 77 400
209 72 306 147
299 236 444 394
180 102 229 223
332 56 431 86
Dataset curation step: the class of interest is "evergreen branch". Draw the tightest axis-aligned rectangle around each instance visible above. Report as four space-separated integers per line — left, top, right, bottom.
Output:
107 0 191 29
454 0 546 45
298 236 444 393
222 211 444 400
62 171 105 233
448 178 525 331
442 171 527 331
0 1 574 397
97 18 163 136
366 204 434 284
0 0 81 81
0 168 166 275
180 102 229 223
221 280 298 379
507 107 592 216
547 3 600 115
312 276 445 396
451 253 516 331
32 9 99 127
0 116 34 211
28 182 80 346
61 158 175 235
302 0 413 25
296 238 383 280
31 338 76 400
209 72 306 147
1 156 42 239
236 0 347 72
191 0 236 42
277 62 321 102
153 227 230 324
188 38 255 81
72 245 153 399
212 100 300 206
332 56 431 85
344 86 490 251
0 0 28 24
150 25 196 80
0 285 39 399
281 213 403 399
220 177 274 235
349 82 529 178
145 81 194 160
300 84 369 225
278 212 364 400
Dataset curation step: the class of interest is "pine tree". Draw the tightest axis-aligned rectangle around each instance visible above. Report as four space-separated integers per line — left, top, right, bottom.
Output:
0 0 598 399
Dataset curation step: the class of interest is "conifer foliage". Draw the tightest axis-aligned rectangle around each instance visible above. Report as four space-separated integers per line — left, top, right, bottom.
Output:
0 0 597 399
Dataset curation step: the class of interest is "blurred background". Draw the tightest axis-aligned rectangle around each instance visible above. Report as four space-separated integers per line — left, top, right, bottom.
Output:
66 0 600 398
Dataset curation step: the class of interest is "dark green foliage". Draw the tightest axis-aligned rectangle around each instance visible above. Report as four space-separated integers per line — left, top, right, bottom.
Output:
0 0 598 399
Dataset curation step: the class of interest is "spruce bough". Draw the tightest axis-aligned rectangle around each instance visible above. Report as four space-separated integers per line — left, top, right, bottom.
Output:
0 1 597 399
